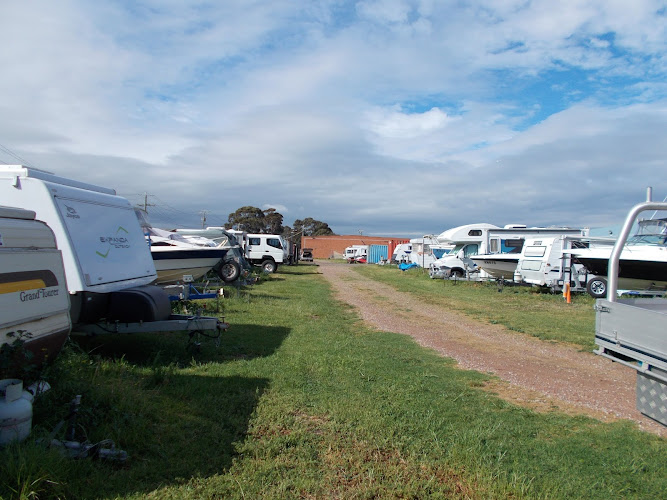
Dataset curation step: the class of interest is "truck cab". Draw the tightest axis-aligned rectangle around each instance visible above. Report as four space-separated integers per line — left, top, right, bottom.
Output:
245 233 288 273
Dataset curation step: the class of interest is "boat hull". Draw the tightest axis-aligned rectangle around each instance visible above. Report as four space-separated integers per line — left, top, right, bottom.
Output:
470 255 520 279
151 248 225 284
573 246 667 292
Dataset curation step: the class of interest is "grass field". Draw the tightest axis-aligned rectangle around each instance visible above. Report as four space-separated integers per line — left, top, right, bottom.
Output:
1 264 665 499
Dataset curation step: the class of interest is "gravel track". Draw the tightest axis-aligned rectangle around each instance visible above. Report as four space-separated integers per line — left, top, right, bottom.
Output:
316 261 666 437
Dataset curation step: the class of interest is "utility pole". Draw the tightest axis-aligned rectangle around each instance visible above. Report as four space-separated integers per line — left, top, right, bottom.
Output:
199 210 209 229
142 192 155 213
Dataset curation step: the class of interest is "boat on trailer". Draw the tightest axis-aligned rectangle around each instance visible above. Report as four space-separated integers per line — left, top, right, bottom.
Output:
570 218 667 297
135 211 228 285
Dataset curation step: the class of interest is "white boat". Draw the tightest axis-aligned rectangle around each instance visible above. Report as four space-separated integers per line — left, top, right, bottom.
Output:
570 218 667 296
135 211 226 284
469 253 520 279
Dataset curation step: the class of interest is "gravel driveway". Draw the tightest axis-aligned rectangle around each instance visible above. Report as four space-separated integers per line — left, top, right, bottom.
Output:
316 261 666 437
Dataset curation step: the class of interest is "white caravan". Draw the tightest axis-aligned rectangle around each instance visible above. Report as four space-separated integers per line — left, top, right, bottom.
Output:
0 206 70 364
470 226 589 280
344 245 368 263
0 165 225 337
409 236 452 268
429 223 500 279
514 235 615 292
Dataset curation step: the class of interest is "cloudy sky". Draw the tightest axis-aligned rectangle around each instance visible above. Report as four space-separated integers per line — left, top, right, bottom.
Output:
1 0 666 237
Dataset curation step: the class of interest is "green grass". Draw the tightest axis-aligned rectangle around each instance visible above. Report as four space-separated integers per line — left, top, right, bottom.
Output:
353 263 598 349
1 264 664 499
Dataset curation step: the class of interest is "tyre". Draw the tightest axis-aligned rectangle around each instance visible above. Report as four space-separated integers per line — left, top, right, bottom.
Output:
450 269 464 278
218 261 241 282
586 277 607 298
261 259 277 273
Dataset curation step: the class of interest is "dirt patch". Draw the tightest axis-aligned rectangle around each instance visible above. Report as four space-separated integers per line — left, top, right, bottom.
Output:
316 261 666 437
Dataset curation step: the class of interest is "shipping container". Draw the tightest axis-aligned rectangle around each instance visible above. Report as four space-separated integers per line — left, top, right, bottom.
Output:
368 244 389 264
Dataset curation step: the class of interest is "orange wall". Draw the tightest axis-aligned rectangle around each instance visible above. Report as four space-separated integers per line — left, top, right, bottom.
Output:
301 235 409 259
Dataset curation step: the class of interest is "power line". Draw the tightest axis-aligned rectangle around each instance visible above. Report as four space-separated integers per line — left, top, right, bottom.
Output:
0 143 38 169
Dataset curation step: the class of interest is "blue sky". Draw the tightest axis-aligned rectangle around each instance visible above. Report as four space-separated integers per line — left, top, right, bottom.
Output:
1 0 666 237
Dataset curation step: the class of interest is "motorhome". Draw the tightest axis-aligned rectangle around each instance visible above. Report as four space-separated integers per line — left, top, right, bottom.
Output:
0 206 70 364
390 242 412 264
0 165 225 337
429 223 500 279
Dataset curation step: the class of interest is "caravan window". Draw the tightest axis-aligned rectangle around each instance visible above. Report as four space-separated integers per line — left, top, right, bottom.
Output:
524 246 546 257
248 237 261 246
521 260 542 271
468 230 482 236
489 239 500 253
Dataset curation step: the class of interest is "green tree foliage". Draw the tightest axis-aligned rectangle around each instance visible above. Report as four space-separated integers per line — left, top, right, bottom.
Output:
225 206 284 234
293 217 335 237
263 208 284 234
226 206 334 238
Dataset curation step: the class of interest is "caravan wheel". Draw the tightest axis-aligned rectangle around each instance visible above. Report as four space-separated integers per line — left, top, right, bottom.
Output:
586 277 607 298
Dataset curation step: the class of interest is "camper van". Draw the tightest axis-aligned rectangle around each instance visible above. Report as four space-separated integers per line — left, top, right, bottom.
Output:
0 206 70 364
429 223 500 279
0 165 224 337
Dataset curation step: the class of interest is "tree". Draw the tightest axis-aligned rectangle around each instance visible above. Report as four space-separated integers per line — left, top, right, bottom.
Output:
293 217 334 237
263 208 284 234
225 206 266 233
226 206 334 238
225 206 284 234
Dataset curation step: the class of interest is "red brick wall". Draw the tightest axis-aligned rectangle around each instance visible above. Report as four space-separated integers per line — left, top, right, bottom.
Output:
301 235 409 259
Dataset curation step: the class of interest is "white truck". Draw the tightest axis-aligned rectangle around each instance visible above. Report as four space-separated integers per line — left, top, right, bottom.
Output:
228 230 289 273
0 206 71 364
0 165 226 338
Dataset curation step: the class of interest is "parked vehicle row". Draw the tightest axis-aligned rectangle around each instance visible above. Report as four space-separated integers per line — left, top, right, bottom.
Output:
0 165 228 366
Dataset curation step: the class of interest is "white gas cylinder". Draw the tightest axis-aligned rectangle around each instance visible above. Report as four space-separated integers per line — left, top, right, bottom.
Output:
0 379 33 445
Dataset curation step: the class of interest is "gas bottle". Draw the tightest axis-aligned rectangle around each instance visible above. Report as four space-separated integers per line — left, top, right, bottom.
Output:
0 379 33 445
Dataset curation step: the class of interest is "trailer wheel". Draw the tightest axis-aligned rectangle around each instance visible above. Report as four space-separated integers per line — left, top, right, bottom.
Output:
586 277 607 298
450 269 464 278
218 261 241 282
261 259 277 273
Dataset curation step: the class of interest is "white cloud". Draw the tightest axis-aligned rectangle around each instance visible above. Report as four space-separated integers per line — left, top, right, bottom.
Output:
0 0 666 237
